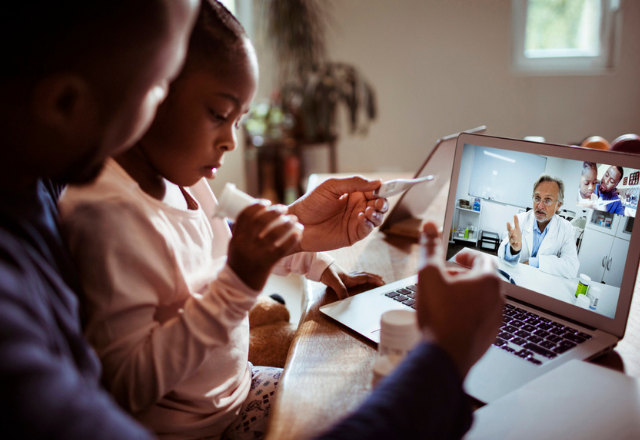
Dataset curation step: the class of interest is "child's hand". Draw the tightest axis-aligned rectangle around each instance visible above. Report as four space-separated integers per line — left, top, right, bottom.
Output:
320 263 384 300
228 203 303 291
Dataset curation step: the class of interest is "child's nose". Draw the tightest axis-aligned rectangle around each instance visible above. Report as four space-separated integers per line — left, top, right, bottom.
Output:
217 126 238 152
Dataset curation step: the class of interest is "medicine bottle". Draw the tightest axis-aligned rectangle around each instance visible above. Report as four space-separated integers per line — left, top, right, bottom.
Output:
372 309 421 387
216 183 257 220
575 274 591 298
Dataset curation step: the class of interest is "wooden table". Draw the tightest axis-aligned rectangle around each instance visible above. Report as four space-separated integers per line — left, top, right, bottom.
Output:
265 174 640 440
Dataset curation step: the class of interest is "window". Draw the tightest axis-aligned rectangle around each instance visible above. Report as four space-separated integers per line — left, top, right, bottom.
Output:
512 0 622 74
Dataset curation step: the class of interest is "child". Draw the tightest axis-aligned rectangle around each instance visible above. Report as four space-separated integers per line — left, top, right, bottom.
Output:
59 1 386 439
577 161 598 204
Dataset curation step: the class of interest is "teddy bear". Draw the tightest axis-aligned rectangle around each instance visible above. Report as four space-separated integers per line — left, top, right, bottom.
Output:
248 294 297 368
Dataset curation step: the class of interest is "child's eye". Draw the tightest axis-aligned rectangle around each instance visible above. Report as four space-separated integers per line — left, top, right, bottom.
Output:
207 108 227 122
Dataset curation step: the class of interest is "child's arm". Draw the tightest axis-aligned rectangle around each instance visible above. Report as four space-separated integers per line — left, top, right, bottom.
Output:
60 200 271 414
227 203 303 291
287 176 388 252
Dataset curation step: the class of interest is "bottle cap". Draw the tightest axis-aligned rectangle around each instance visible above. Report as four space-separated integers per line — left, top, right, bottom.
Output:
216 183 257 220
379 309 420 353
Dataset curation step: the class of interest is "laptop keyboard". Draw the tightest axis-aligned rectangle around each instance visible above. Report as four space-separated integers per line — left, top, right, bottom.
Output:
495 304 593 366
384 286 594 367
384 284 419 308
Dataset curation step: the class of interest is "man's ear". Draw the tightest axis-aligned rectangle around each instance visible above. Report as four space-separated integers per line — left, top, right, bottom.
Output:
31 74 98 135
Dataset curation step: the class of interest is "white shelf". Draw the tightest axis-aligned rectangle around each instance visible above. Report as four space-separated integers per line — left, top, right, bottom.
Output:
453 237 478 243
456 206 481 213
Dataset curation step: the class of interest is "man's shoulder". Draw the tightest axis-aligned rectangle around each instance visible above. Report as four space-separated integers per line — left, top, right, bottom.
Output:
552 214 573 232
0 227 41 302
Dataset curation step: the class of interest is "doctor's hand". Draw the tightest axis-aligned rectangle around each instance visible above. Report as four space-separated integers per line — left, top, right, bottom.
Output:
417 222 504 378
287 176 388 253
506 215 522 254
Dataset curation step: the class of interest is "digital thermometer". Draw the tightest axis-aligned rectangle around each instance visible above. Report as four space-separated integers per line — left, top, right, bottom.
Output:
374 175 435 198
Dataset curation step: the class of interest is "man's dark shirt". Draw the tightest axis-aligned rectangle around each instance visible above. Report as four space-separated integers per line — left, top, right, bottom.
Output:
0 179 153 439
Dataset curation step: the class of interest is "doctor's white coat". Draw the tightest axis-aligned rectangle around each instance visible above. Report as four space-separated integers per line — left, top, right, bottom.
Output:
498 210 579 279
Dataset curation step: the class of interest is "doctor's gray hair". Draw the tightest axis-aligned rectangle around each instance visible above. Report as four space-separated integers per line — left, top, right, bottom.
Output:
533 174 565 205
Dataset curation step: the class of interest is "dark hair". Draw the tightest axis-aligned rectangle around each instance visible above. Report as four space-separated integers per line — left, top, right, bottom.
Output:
616 166 624 181
0 1 168 80
581 161 597 176
184 0 248 76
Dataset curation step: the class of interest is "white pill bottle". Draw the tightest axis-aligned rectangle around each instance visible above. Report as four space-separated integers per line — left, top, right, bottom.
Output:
371 309 421 387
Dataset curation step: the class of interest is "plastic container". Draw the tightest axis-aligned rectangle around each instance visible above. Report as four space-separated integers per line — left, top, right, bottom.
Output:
576 294 591 309
575 274 591 298
216 183 257 220
372 310 421 387
589 285 601 310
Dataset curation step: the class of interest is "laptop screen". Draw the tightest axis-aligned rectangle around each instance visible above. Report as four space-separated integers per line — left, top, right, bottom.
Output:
446 141 638 321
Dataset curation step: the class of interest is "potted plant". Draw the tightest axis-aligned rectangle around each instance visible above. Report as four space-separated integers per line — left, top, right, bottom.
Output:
260 0 377 143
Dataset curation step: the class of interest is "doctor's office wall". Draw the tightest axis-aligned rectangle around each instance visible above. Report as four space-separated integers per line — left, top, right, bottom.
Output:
215 0 640 194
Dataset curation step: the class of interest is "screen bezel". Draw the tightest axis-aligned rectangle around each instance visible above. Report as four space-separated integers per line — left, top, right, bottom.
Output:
444 133 640 338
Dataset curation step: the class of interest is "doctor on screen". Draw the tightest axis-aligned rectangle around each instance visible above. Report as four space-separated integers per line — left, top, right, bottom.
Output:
498 174 579 279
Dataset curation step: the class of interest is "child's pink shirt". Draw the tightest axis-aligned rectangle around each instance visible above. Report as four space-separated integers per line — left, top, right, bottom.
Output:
59 159 333 439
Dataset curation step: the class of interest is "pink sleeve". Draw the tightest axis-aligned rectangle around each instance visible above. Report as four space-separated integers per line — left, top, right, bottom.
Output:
61 200 259 413
272 251 335 282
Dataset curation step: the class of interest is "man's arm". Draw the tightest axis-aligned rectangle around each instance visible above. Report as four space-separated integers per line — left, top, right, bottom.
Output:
0 246 154 440
314 222 504 440
314 342 472 440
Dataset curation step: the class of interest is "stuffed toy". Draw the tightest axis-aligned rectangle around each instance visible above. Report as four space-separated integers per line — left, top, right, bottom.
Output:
248 295 296 368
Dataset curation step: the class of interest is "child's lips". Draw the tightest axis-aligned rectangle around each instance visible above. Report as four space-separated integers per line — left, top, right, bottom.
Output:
204 166 218 179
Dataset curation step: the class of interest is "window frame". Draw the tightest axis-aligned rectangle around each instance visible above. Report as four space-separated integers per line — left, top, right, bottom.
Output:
511 0 623 75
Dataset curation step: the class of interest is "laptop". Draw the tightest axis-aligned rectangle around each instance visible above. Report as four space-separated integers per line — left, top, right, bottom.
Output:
320 133 640 403
379 126 486 239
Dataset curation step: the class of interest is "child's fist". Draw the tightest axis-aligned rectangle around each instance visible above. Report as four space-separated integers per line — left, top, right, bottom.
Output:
228 203 303 291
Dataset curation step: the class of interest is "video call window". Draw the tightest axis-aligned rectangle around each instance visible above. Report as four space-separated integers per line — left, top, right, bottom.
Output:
447 144 638 320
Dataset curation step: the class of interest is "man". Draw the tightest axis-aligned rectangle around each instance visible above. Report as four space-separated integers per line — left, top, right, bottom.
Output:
498 174 579 279
0 2 199 438
594 165 625 215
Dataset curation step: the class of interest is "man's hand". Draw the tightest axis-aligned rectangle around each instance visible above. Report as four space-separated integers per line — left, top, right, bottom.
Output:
320 263 384 300
506 215 522 254
417 222 504 378
287 176 388 252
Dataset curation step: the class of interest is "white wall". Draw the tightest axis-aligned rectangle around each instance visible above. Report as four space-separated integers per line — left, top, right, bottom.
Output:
214 0 640 195
453 147 591 240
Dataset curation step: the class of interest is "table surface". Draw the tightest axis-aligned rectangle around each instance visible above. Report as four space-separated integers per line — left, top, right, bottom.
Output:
265 173 640 440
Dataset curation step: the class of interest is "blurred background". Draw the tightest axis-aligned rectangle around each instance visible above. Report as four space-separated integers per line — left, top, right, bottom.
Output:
212 0 640 203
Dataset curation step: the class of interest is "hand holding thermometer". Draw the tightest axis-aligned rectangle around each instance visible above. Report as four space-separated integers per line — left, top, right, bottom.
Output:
374 175 435 198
